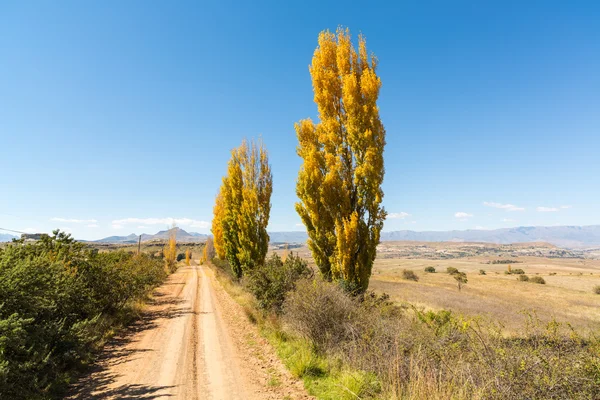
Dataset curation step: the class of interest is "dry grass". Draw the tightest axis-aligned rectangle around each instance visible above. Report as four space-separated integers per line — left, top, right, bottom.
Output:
274 242 600 332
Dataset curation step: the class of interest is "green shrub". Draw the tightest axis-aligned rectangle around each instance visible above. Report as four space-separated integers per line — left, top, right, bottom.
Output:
446 267 458 274
518 274 529 282
245 253 311 314
0 230 167 398
530 276 546 284
479 269 486 275
176 252 186 262
402 269 419 281
424 266 436 273
512 268 525 275
593 285 600 295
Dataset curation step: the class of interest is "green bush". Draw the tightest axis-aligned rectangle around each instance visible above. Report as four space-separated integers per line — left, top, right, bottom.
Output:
176 252 186 262
446 267 458 274
512 268 525 275
0 230 167 399
530 276 546 284
245 253 311 314
518 274 530 282
593 285 600 295
479 269 486 275
424 266 436 273
402 269 419 281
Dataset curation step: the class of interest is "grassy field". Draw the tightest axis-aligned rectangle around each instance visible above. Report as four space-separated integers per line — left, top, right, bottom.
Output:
275 241 600 332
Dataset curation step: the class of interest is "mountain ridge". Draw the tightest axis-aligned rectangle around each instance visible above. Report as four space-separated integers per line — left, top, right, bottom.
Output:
90 225 600 248
0 233 17 242
268 225 600 248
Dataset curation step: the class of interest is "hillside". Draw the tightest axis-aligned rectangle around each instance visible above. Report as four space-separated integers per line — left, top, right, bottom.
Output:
269 225 600 248
0 233 17 242
93 225 600 248
95 228 209 244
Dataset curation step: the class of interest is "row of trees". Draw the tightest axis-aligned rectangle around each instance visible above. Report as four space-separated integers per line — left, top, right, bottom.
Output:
211 28 386 293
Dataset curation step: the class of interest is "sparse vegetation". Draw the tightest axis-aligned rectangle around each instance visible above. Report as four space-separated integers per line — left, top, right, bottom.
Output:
593 285 600 294
530 276 546 284
518 274 530 282
279 275 600 399
479 269 486 275
424 266 436 273
401 269 419 281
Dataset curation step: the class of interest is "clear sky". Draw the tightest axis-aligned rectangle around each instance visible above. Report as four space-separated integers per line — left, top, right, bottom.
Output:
1 1 599 240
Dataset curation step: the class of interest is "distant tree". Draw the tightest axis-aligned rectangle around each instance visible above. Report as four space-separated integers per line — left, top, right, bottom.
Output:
529 276 546 284
163 226 177 272
424 266 436 273
295 27 386 293
447 267 459 275
402 269 419 281
453 271 468 291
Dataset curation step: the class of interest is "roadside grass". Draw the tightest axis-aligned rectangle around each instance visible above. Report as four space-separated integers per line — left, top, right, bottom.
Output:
209 258 600 400
210 261 381 399
264 327 381 400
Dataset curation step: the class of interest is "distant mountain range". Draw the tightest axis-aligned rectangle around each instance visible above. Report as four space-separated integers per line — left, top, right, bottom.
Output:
269 225 600 248
94 227 209 244
0 233 17 242
8 225 598 249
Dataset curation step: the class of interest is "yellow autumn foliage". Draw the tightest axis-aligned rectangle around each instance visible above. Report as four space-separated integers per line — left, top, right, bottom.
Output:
163 226 178 273
212 139 272 278
211 192 226 259
295 27 386 292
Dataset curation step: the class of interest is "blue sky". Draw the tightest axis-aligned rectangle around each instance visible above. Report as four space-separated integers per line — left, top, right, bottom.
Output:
1 1 599 240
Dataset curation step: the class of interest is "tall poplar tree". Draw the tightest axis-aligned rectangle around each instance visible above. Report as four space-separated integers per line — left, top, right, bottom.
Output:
212 139 272 278
295 28 386 292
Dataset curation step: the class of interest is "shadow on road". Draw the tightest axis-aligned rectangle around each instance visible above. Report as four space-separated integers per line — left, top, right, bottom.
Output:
66 279 191 399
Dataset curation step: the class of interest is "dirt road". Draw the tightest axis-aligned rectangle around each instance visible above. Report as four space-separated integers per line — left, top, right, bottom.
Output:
68 263 309 399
